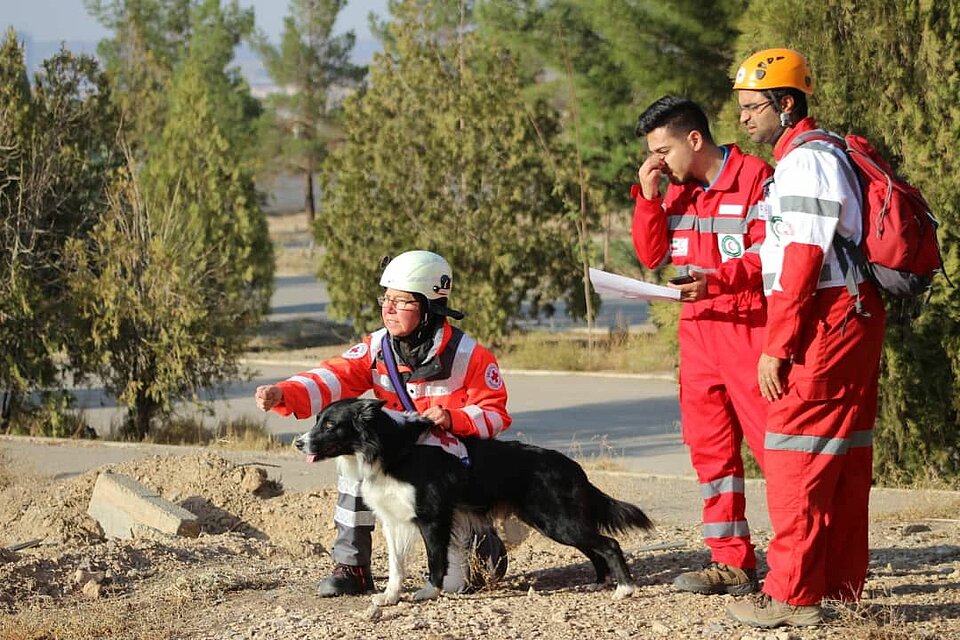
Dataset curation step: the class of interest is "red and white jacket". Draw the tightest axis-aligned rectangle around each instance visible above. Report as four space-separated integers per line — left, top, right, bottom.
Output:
632 144 773 319
759 117 864 360
270 321 510 439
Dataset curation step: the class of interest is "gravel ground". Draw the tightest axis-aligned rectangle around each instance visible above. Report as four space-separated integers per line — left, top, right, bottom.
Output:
1 448 958 640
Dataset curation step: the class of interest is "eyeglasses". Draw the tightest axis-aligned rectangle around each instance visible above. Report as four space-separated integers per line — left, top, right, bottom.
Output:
377 295 420 311
739 100 773 115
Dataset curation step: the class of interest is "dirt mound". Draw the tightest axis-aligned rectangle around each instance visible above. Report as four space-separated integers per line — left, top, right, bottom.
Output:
1 450 958 640
0 452 336 614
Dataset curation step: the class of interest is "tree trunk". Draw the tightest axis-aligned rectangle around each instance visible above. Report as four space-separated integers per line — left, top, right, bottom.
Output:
123 391 159 441
304 170 316 226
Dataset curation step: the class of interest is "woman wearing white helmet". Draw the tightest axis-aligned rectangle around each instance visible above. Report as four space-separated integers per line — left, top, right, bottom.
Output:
255 250 511 597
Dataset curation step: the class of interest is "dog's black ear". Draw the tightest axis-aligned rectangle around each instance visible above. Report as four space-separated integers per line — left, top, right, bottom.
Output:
356 398 387 422
354 399 385 462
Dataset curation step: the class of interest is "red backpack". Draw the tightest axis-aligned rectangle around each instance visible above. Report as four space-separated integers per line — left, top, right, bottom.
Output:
793 131 943 298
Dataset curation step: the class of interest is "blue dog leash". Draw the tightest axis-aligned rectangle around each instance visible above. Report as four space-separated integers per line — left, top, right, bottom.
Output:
379 334 417 413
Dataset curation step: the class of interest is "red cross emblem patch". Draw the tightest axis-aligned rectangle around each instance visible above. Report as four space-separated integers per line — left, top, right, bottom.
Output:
341 343 368 360
484 363 503 390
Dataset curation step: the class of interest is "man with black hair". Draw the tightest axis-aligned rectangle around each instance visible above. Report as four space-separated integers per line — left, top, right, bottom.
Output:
726 48 886 628
631 96 772 596
256 250 510 597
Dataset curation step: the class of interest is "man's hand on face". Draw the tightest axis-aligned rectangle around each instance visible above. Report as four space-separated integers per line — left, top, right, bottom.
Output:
638 155 667 201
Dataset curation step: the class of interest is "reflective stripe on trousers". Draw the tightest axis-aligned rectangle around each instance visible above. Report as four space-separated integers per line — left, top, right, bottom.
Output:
331 458 375 566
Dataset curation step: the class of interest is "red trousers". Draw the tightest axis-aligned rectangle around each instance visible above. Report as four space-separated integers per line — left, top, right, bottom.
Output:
679 308 767 569
762 284 886 606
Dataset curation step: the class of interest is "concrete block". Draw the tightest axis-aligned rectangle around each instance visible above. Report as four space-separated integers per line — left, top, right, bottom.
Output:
87 471 200 539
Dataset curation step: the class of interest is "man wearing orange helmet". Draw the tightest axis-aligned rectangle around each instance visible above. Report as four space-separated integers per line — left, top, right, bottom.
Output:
631 96 772 596
726 49 886 628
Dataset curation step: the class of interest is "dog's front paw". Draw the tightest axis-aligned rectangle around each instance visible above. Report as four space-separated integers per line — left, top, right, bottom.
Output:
612 583 636 600
413 583 440 602
371 590 401 606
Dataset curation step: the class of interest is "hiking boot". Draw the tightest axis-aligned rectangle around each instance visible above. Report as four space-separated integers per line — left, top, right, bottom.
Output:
726 593 822 628
672 562 757 595
317 563 374 597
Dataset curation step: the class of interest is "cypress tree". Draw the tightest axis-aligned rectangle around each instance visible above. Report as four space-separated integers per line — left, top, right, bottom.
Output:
317 0 580 342
0 30 120 431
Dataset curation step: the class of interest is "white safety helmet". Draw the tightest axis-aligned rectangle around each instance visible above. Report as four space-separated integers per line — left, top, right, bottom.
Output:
379 250 453 300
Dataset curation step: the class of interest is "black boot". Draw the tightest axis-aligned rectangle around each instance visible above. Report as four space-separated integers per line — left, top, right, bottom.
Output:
317 563 374 597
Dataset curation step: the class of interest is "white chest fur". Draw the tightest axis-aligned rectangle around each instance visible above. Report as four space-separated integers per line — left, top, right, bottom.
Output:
359 461 417 525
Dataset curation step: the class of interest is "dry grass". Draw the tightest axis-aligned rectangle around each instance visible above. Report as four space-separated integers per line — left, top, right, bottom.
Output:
267 210 319 276
497 330 676 375
211 416 283 451
0 600 173 640
824 599 915 639
143 415 282 451
566 434 625 472
0 565 280 640
166 568 254 603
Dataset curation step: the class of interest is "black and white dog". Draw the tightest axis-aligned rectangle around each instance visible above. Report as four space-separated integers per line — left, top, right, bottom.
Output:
295 398 654 605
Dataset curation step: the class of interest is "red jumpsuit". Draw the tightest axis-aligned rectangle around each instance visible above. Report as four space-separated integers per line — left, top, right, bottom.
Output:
632 144 772 570
759 118 886 605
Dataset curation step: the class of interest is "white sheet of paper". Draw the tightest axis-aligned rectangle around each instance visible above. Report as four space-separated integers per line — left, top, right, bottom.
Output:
588 267 681 302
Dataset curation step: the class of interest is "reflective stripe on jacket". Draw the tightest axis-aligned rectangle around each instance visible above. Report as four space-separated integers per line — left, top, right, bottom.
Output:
270 321 510 439
631 144 772 319
760 117 865 360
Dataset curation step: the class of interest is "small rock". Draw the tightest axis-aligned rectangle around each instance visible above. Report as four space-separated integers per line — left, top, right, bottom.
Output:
551 607 570 622
273 606 286 616
901 523 932 535
650 621 670 634
240 467 267 493
81 580 102 599
73 570 106 586
362 605 382 622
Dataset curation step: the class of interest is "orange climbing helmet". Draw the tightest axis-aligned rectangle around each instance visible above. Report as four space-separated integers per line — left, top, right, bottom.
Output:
733 48 814 95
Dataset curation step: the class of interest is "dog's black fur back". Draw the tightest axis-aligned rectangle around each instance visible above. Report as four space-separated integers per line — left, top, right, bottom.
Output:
297 398 654 597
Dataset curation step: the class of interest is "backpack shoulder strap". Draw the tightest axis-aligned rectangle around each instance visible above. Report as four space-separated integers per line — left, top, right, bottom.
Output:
791 130 846 150
792 130 872 315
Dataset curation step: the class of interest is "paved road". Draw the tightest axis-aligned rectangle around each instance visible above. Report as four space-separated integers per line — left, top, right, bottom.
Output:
70 364 688 475
70 272 687 477
5 367 692 516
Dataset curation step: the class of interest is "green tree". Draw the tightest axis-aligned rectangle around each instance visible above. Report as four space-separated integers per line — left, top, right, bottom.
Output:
733 1 960 484
253 0 365 223
65 1 272 439
65 158 248 440
317 0 581 342
477 0 747 251
86 0 256 151
0 30 120 429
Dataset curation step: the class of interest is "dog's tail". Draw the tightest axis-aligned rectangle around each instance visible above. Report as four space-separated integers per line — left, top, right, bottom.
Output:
589 486 654 534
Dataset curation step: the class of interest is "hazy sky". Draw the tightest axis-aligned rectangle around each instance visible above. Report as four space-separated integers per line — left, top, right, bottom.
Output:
2 0 389 43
